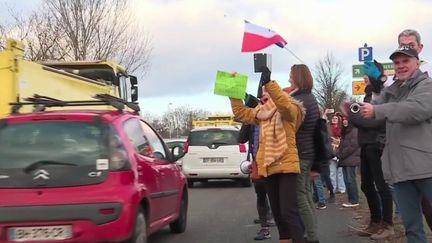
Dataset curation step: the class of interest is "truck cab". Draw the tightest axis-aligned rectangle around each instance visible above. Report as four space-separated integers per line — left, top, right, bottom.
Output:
0 39 138 117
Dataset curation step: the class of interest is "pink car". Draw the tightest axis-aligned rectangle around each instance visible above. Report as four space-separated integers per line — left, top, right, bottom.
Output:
0 105 188 243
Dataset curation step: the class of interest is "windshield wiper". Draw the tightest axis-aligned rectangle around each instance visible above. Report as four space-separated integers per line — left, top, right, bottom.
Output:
24 160 77 173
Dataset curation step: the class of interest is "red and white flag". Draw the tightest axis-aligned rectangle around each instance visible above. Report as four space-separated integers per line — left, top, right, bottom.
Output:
241 20 287 52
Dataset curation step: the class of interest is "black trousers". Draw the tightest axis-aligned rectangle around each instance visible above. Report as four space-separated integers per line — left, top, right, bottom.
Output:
265 173 305 242
254 180 272 227
360 144 393 224
320 164 334 195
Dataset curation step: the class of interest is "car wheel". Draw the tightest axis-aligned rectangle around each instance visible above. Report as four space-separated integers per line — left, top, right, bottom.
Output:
128 209 147 243
240 177 252 187
187 180 194 188
170 192 188 233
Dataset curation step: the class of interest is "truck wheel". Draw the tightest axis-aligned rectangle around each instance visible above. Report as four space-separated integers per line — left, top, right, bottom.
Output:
170 192 188 233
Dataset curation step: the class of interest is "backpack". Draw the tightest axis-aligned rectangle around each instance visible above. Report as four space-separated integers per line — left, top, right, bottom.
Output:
312 118 334 171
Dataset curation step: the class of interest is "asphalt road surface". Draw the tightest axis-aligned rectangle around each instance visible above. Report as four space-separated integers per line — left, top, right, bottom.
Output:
149 180 369 243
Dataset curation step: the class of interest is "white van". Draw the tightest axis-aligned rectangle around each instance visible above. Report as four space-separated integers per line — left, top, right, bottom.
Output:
182 127 251 187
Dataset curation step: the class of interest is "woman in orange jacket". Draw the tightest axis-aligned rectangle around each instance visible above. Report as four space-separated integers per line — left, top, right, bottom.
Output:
230 67 305 243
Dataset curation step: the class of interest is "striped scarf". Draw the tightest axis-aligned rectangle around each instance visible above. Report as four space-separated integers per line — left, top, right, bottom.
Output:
256 99 287 167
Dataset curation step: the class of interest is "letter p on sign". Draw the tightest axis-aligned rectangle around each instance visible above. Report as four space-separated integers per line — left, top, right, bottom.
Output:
359 47 373 62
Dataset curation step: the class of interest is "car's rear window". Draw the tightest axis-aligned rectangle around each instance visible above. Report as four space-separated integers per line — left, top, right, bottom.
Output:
0 121 108 169
188 129 239 146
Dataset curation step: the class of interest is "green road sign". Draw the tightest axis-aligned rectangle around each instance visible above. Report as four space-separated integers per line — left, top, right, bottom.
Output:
352 62 394 78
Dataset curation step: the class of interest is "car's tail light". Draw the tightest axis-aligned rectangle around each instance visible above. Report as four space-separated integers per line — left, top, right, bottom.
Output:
183 141 189 153
239 143 247 153
109 134 131 171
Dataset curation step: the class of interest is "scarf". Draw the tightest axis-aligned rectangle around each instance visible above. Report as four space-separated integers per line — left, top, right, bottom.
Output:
256 99 287 167
331 124 342 138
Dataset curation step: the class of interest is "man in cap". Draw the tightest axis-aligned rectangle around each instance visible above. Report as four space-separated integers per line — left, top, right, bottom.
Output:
361 45 432 243
363 28 432 234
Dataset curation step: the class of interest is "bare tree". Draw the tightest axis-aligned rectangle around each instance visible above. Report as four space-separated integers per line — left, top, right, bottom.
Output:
313 52 349 110
1 0 152 75
158 106 209 138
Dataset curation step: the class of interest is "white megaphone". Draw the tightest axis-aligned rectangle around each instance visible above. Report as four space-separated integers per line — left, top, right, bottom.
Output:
240 160 252 174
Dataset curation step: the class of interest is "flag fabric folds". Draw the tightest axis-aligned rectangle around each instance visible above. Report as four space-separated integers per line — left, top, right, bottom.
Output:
241 20 287 52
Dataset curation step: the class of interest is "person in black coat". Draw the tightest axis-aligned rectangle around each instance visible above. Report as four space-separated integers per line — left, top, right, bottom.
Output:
344 76 394 238
288 64 320 243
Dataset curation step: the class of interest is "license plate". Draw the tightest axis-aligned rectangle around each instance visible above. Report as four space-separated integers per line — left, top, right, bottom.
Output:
9 225 72 242
203 157 224 163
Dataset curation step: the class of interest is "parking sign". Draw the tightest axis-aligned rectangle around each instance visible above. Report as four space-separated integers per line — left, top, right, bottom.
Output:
358 47 373 62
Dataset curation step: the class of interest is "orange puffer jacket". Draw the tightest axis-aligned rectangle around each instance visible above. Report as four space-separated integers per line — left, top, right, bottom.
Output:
230 81 305 177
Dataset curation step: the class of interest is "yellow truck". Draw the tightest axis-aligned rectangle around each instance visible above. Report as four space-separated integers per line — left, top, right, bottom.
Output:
0 39 138 117
192 114 242 128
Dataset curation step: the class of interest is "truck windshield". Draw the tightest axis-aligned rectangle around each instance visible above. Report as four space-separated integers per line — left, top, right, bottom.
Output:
0 121 109 169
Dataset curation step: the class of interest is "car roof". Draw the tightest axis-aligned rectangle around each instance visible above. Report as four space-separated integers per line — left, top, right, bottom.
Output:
190 126 240 132
3 110 138 124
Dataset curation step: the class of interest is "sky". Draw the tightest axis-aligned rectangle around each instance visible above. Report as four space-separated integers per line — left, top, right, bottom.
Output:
3 0 432 117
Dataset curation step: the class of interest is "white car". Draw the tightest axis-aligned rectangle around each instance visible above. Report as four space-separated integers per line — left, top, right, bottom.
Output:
182 127 251 187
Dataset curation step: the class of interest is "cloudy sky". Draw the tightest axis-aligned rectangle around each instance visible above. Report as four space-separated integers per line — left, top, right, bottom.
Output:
3 0 432 116
135 0 432 116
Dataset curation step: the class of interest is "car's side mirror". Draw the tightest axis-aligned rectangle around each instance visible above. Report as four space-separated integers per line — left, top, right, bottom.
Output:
129 75 138 102
171 145 185 161
153 151 165 160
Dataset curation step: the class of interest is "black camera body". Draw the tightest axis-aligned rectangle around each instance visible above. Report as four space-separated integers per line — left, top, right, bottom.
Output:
254 53 272 73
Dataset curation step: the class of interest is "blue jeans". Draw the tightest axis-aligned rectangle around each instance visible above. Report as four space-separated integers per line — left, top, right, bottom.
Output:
313 175 326 204
389 184 400 215
394 178 432 243
342 166 359 204
329 159 346 193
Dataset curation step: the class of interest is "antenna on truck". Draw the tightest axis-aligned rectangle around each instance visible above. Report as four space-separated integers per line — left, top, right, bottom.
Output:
9 94 140 114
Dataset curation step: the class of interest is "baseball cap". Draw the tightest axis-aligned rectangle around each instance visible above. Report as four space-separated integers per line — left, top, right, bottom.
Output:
389 45 419 60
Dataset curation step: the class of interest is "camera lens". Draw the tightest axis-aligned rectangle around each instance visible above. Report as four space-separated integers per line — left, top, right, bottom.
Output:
350 103 360 113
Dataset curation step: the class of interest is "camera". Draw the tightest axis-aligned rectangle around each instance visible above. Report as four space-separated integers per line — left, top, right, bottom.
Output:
350 103 361 113
254 53 272 73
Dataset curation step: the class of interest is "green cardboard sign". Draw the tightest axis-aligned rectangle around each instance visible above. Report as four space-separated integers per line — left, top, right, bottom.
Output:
213 71 248 99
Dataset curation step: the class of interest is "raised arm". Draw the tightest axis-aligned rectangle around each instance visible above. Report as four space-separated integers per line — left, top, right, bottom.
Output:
265 81 304 124
230 98 259 125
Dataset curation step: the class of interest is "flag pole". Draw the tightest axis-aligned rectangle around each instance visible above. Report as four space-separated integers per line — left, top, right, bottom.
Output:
283 46 305 64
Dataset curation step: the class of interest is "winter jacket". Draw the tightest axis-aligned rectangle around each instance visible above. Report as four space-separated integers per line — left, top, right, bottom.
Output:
372 70 432 183
336 126 360 167
349 86 386 146
291 90 320 160
230 81 305 177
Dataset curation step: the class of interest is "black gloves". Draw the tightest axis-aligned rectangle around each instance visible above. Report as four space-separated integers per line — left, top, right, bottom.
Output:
364 60 385 93
260 67 271 86
244 93 259 108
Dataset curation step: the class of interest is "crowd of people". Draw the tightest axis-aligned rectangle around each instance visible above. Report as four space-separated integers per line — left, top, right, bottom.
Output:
229 28 432 243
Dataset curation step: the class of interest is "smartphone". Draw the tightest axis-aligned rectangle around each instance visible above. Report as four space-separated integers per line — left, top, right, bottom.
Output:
327 108 335 113
254 53 272 73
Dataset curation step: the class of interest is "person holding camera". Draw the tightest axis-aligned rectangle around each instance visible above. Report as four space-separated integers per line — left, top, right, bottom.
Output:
230 67 305 243
342 74 394 240
360 45 432 243
328 114 346 195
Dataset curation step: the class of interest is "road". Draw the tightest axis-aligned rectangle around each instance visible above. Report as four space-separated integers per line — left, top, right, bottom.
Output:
148 180 369 243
